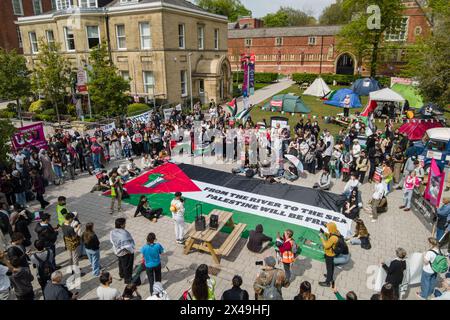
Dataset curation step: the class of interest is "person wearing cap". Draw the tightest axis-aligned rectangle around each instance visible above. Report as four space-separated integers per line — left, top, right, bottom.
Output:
170 192 185 244
253 256 288 300
436 197 450 242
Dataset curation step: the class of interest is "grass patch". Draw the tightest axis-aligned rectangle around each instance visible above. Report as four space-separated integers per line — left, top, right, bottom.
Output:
249 84 369 136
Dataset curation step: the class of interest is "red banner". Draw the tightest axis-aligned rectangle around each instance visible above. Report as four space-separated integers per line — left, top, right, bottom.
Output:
12 122 48 151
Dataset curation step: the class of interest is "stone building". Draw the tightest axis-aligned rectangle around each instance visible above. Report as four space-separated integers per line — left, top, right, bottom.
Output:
0 0 54 53
17 0 232 105
228 1 431 76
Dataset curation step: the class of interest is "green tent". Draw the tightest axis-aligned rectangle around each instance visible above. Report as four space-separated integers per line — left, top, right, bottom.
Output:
391 83 423 109
263 94 310 113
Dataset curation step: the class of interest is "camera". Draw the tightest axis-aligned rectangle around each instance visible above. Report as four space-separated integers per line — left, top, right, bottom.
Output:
319 228 325 234
255 261 263 266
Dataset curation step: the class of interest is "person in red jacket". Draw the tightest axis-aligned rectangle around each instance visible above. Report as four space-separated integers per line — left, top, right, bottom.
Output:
276 229 297 284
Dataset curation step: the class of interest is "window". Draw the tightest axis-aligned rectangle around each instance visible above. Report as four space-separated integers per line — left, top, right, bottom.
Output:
121 71 130 81
199 79 204 94
17 27 23 48
56 0 72 10
12 0 24 16
180 70 187 97
142 71 154 94
51 0 56 9
116 25 126 49
275 37 283 46
46 30 55 46
245 38 252 46
86 26 100 49
33 0 43 15
79 0 97 7
385 17 409 41
178 24 185 49
415 26 422 35
139 22 151 49
308 36 316 45
29 32 39 53
197 25 204 50
64 27 76 51
214 28 219 50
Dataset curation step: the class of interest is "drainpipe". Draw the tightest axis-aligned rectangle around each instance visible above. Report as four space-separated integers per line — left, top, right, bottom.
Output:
104 10 112 62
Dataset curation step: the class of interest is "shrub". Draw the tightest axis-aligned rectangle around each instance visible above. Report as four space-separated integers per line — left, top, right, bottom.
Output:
34 114 53 122
232 71 279 84
0 110 15 119
67 104 77 116
127 103 150 116
292 73 317 84
6 103 17 112
40 108 56 116
29 100 47 113
375 76 390 88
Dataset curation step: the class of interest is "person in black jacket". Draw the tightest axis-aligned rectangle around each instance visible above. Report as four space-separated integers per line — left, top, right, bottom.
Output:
7 232 29 269
12 210 32 248
247 224 272 253
222 275 249 300
34 213 59 268
134 196 162 222
381 247 407 299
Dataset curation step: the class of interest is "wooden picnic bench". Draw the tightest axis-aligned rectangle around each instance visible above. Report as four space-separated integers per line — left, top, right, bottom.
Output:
21 112 36 121
183 209 247 265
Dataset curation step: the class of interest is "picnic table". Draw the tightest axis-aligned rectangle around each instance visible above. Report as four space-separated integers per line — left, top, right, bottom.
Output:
183 209 247 265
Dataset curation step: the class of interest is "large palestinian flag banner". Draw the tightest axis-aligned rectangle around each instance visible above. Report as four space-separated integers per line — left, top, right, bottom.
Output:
112 163 351 261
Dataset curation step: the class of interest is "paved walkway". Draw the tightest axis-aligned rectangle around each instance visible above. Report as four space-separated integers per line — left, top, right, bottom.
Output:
19 155 444 301
235 78 295 113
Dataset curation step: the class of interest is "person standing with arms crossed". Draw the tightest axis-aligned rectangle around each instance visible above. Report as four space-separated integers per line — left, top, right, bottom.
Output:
170 192 185 244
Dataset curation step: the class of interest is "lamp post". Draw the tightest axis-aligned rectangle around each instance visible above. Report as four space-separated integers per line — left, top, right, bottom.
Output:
188 52 193 112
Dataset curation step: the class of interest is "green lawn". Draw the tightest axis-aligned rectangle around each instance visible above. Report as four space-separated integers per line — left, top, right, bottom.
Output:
250 85 369 136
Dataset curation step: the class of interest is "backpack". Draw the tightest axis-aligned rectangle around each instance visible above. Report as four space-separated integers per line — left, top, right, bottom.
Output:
429 250 449 274
331 234 349 256
34 250 55 281
258 270 283 300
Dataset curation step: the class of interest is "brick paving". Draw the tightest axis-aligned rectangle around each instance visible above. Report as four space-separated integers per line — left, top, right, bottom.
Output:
21 156 447 301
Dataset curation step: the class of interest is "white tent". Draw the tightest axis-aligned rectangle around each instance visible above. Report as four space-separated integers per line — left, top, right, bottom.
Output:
303 77 331 97
369 88 405 103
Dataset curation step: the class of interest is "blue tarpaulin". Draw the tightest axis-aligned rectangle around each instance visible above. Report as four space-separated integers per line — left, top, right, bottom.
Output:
324 88 362 108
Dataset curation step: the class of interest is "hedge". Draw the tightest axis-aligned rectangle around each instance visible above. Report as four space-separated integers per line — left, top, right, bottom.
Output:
232 72 279 83
41 108 56 116
0 110 15 119
127 103 150 116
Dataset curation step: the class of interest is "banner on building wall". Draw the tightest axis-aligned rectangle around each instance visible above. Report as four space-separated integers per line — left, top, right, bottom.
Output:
12 122 48 151
77 67 88 93
424 158 445 207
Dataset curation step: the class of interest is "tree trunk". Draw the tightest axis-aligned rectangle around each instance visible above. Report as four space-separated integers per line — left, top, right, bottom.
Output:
16 98 23 127
370 33 382 77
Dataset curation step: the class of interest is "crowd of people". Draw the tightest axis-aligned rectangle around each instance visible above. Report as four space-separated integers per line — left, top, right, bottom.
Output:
0 100 449 301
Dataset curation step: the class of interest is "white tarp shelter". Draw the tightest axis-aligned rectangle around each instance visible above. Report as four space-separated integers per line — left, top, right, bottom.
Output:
303 77 331 97
369 88 406 103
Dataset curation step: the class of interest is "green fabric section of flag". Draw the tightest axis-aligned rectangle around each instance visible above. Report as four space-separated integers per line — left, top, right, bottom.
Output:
124 192 325 261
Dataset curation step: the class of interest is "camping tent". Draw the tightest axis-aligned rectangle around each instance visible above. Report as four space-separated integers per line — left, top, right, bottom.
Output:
323 88 362 108
303 77 331 97
360 88 406 116
398 120 443 141
391 83 423 109
263 94 311 113
351 78 381 96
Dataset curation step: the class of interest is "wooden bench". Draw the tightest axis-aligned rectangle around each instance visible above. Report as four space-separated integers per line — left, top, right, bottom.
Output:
217 223 247 257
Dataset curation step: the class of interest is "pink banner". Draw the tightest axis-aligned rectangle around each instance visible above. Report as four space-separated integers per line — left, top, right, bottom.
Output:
12 122 48 151
424 158 445 207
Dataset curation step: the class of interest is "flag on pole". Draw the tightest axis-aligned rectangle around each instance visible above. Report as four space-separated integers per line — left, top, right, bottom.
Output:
226 98 238 117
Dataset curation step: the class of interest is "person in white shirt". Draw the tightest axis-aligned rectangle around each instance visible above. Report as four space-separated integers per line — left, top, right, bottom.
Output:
343 173 360 197
351 140 361 159
170 192 185 244
141 154 152 170
322 130 334 169
97 271 122 300
0 251 12 300
366 180 386 222
417 238 441 300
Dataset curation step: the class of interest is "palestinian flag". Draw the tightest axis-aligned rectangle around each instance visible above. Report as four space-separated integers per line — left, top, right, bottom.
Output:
236 105 254 121
226 98 238 117
322 89 337 100
106 163 350 261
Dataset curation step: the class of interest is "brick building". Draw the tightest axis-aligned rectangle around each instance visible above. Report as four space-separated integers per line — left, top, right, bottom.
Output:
0 0 54 52
17 0 232 104
228 1 431 76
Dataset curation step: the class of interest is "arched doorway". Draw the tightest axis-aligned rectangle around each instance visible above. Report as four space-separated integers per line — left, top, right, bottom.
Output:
336 53 355 75
219 58 232 101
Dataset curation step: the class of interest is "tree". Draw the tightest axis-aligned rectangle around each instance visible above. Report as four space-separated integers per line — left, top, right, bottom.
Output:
87 43 130 116
196 0 251 22
403 9 450 108
319 0 353 25
337 0 404 76
0 49 31 126
32 41 72 123
263 7 316 27
0 119 16 165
